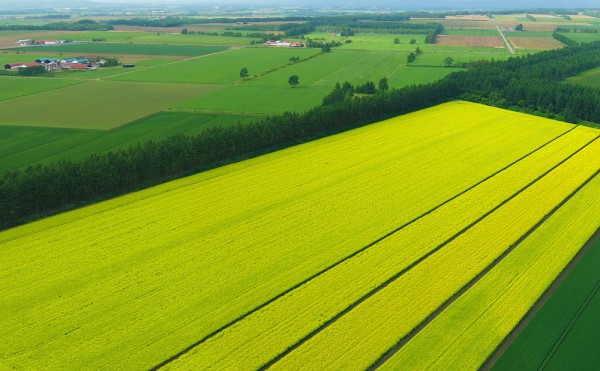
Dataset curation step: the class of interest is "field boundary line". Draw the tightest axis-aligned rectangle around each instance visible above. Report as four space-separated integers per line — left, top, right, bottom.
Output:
261 134 600 371
369 148 600 370
98 46 243 80
481 227 600 370
149 128 580 370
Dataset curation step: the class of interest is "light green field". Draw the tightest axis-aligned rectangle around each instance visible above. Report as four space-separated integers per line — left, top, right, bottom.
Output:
566 66 600 88
176 50 460 114
0 81 217 130
3 102 598 370
0 112 256 173
562 32 600 43
0 77 81 101
411 51 512 66
111 47 319 84
309 33 428 51
504 31 554 38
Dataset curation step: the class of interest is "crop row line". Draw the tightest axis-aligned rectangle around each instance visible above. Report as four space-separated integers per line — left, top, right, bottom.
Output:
369 163 600 370
260 134 600 370
149 126 577 371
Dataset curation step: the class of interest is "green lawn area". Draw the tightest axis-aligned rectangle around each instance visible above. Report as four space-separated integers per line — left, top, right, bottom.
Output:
562 33 600 44
111 47 320 84
8 43 227 56
0 80 217 130
0 112 256 173
0 77 81 101
411 51 512 66
310 33 428 51
177 50 459 114
493 236 600 370
566 66 600 88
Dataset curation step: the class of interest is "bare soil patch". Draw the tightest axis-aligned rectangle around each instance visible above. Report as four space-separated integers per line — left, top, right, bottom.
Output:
434 35 504 47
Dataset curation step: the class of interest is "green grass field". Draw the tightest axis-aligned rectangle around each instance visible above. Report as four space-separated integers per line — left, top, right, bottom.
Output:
0 80 216 129
176 50 460 114
111 47 320 84
493 231 600 370
1 102 599 370
563 32 600 44
0 112 256 173
566 66 600 88
9 43 227 56
0 77 81 101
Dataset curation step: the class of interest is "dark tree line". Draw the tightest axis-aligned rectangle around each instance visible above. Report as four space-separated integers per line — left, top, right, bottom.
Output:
0 20 112 31
3 42 600 230
553 32 579 47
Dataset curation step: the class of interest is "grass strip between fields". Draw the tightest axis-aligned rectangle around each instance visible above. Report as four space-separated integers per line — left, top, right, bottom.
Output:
265 137 600 370
155 127 594 370
381 175 600 370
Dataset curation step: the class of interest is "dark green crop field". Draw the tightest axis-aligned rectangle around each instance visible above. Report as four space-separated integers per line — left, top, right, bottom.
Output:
493 234 600 370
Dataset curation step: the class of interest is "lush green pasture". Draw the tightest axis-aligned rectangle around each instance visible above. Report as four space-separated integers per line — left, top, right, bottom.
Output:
0 113 255 173
566 66 600 88
0 77 80 101
563 32 600 44
9 43 227 56
411 51 511 66
0 102 579 370
176 50 460 114
493 230 600 370
111 47 319 84
309 33 428 51
0 81 216 129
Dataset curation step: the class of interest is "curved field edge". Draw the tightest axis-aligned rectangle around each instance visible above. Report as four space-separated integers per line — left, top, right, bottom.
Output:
491 228 600 370
0 102 582 370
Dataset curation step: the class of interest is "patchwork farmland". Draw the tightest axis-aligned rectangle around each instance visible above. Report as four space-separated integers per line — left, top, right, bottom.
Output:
1 102 599 369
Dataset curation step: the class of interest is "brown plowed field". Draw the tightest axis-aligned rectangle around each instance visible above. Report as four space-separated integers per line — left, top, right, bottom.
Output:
434 35 504 47
508 37 566 50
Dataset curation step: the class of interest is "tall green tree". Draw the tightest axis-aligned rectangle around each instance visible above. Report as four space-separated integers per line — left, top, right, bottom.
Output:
288 75 300 87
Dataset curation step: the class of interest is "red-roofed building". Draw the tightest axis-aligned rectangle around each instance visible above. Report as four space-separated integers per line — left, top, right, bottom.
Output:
4 62 42 70
63 63 91 70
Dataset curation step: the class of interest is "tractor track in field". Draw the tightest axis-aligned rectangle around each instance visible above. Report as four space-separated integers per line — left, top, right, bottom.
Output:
369 145 600 370
481 226 600 370
260 135 600 370
149 127 581 371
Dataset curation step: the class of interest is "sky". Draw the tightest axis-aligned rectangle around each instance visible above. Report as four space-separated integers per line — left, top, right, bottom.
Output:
88 0 598 7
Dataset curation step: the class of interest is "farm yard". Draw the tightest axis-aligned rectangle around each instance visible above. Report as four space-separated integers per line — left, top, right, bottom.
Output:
1 102 599 369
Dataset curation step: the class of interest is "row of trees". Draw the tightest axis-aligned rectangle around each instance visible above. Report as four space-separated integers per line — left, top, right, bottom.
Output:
3 42 600 230
0 19 112 31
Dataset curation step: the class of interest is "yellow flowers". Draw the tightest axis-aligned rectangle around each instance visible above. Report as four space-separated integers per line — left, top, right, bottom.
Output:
0 102 596 370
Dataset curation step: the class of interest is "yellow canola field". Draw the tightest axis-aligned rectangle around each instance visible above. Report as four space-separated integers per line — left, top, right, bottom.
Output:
380 168 600 370
270 138 600 371
167 126 598 370
0 102 569 369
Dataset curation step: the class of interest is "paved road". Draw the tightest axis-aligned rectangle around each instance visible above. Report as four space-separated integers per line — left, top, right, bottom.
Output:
491 18 515 55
